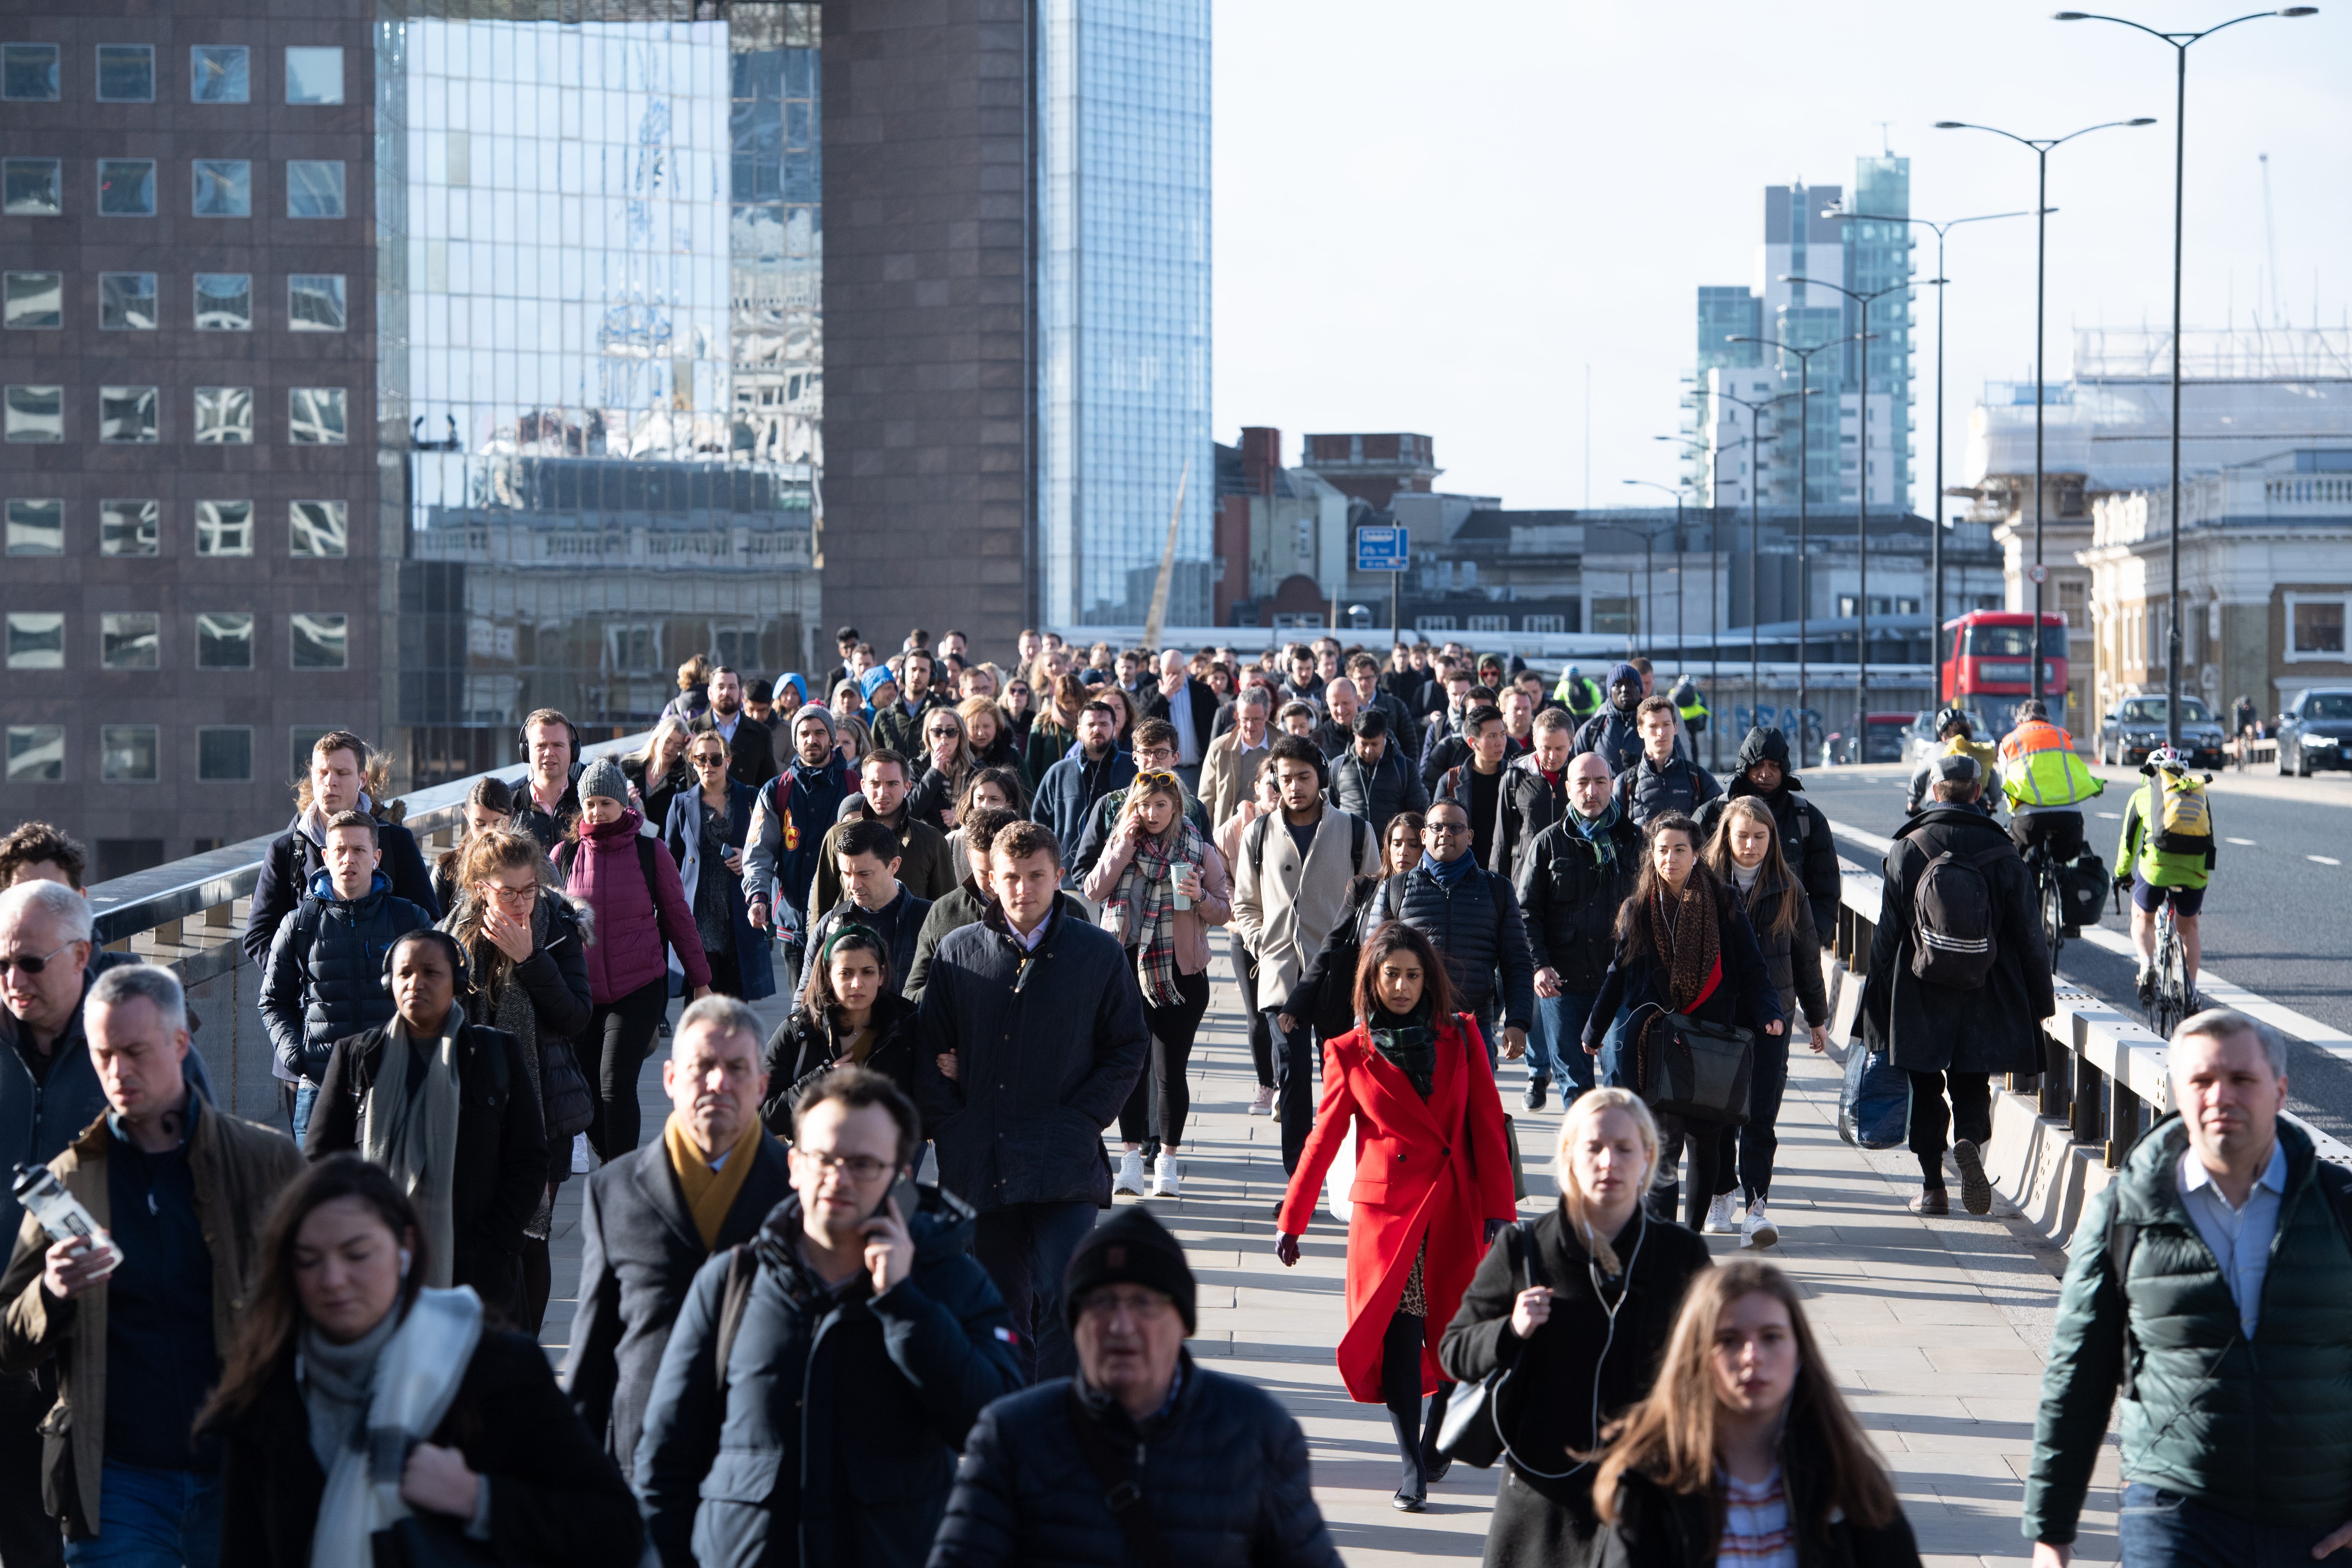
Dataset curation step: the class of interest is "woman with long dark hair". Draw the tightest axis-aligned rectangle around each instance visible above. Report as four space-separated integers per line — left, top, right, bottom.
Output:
1000 677 1037 749
208 1156 642 1567
758 925 918 1127
1023 672 1089 782
1593 1260 1918 1568
1276 921 1518 1512
1583 812 1779 1228
663 732 774 1002
432 775 518 914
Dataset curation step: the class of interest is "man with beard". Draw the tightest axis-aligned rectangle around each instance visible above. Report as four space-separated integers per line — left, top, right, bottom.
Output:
1033 702 1136 869
748 705 860 994
694 665 778 791
1570 662 1647 774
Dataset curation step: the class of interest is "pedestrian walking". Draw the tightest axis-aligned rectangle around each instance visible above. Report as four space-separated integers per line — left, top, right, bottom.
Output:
621 717 697 846
1516 753 1642 1112
1275 922 1519 1511
1328 709 1429 839
0 823 87 896
663 732 776 1002
1375 798 1535 1069
1307 678 1363 760
959 695 1029 789
914 822 1149 1382
1022 674 1088 785
1592 1261 1918 1568
1859 753 2054 1216
0 963 302 1561
1067 720 1212 882
908 807 1022 1003
1281 810 1425 1054
745 705 857 997
907 705 982 832
1695 725 1843 941
762 925 922 1120
1082 769 1232 1199
1349 650 1419 758
1493 709 1577 882
945 768 1024 884
1198 683 1275 832
430 776 520 914
822 626 860 700
928 1204 1342 1568
1571 663 1647 776
1218 766 1288 1117
999 678 1037 751
806 751 957 916
692 666 779 791
510 710 585 849
664 653 714 725
1032 702 1136 862
1140 647 1219 793
208 1156 644 1568
1584 813 1780 1227
1439 1088 1713 1568
242 729 438 970
1612 697 1722 829
1435 706 1518 870
565 996 789 1467
804 818 934 1000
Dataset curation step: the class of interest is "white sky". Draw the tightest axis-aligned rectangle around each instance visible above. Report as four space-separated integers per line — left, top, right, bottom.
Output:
1211 0 2352 516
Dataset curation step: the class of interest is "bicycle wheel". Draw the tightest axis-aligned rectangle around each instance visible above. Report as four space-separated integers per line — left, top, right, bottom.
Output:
2152 915 2186 1038
2042 868 2067 970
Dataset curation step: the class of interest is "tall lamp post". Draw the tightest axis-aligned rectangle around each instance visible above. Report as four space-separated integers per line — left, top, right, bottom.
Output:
1622 479 1690 673
2052 5 2317 746
1934 115 2156 716
1653 438 1745 771
1710 387 1816 728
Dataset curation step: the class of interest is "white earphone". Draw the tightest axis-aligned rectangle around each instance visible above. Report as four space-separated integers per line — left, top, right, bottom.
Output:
397 1248 414 1279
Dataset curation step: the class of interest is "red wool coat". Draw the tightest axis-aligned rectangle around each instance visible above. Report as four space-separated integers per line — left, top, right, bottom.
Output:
1277 1013 1519 1403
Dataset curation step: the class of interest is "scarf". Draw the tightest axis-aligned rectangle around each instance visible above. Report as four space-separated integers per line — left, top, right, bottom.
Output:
360 1015 463 1290
1108 818 1206 1007
297 1301 402 1474
306 1288 484 1568
1635 877 1723 1090
454 895 555 1239
1418 849 1473 886
298 792 376 849
664 1111 767 1252
1569 800 1623 872
1367 999 1437 1099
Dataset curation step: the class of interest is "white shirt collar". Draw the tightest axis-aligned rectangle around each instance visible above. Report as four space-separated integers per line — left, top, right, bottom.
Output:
2180 1139 2288 1203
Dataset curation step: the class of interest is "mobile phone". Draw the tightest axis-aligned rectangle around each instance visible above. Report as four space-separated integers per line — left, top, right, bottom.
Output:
881 1171 923 1226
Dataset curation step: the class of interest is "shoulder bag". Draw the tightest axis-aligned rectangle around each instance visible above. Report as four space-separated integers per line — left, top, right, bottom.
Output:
1636 1007 1755 1127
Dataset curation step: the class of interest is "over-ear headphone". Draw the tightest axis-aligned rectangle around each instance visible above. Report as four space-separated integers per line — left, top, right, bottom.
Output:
381 929 471 994
517 716 584 764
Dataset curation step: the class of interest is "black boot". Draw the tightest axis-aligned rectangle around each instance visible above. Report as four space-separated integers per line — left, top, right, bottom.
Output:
1383 1313 1429 1510
1419 1382 1456 1485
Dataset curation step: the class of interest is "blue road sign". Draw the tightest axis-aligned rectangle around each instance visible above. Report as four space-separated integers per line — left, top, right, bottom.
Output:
1355 525 1408 572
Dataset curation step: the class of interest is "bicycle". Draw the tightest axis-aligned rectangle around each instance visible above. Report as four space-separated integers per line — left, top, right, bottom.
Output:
2025 840 2069 970
2121 878 2194 1038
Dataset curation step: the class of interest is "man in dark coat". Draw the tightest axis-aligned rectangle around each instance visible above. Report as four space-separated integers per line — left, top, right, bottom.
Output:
746 705 857 993
1032 702 1135 876
1570 661 1647 774
805 819 934 1000
1611 696 1721 829
242 729 438 972
1492 709 1577 882
1696 725 1843 941
1326 710 1427 839
806 750 957 917
693 665 779 791
904 808 1019 1005
1515 752 1642 1110
1138 647 1220 793
1384 799 1534 1067
565 997 789 1469
1859 754 2055 1217
914 822 1149 1383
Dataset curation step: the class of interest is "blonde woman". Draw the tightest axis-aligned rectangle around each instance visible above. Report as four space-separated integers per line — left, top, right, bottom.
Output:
907 706 978 830
620 715 695 839
1438 1088 1713 1562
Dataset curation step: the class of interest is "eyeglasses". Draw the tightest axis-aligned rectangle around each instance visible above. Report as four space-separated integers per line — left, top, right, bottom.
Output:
483 880 538 906
1424 821 1467 836
0 940 78 977
795 1147 893 1182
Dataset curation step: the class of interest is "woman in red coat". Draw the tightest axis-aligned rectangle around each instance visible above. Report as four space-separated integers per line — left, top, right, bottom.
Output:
1277 919 1519 1512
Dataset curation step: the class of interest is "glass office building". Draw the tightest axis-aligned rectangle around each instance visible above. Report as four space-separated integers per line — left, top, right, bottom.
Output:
1037 0 1213 629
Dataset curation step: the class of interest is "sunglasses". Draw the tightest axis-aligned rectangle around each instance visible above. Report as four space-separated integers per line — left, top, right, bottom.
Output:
0 940 79 977
691 753 729 768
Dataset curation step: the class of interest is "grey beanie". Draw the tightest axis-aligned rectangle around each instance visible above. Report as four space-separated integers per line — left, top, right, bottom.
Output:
794 703 838 742
577 754 631 806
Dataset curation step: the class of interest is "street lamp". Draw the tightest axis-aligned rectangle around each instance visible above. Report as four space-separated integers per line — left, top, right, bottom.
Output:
2053 5 2318 746
1658 432 1744 771
1622 479 1689 670
1935 115 2156 716
1708 386 1816 728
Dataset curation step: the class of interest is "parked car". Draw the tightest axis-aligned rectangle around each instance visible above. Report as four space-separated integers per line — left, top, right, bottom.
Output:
2099 693 2229 770
1827 712 1915 766
2275 688 2352 776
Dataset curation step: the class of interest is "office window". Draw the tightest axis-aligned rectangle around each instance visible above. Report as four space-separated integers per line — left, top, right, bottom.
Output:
196 727 251 781
95 45 154 102
101 612 159 670
5 387 63 443
289 500 348 557
99 272 158 330
284 47 343 104
3 273 62 330
6 727 65 782
196 500 253 555
2 160 62 216
191 159 250 217
196 611 253 668
289 388 346 444
3 45 60 101
193 388 253 445
100 727 158 783
287 274 345 331
101 499 158 556
291 613 347 669
190 45 248 103
97 159 155 216
193 273 251 331
7 613 65 669
98 387 158 443
2288 593 2349 661
286 160 344 218
6 499 63 556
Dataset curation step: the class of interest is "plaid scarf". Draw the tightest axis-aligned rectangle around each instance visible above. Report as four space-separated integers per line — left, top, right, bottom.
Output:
1568 800 1623 872
1109 818 1205 1007
1635 877 1722 1088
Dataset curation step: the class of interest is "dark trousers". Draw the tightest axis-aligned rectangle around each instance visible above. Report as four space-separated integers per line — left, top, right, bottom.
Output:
1117 968 1213 1149
1714 1030 1792 1203
1650 1111 1728 1228
1265 1008 1318 1173
1232 934 1273 1087
522 1234 551 1335
1908 1069 1993 1185
2010 809 2087 863
587 975 670 1159
2117 1482 2344 1568
972 1200 1098 1385
705 948 744 999
0 1372 60 1568
1380 1311 1454 1502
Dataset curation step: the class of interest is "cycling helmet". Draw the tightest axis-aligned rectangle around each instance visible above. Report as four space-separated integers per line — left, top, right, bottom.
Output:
2017 698 2048 721
2143 743 2186 774
1935 704 1972 738
1566 665 1581 679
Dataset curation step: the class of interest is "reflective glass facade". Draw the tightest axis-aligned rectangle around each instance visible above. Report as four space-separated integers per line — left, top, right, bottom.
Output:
1037 0 1212 629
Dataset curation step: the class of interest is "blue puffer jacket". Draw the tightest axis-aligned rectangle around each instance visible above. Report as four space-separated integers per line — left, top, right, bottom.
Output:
259 869 434 1083
926 1353 1342 1568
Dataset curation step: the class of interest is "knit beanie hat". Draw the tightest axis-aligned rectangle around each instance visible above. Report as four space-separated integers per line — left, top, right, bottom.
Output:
793 702 837 743
1062 1205 1196 1334
860 666 898 704
577 755 630 806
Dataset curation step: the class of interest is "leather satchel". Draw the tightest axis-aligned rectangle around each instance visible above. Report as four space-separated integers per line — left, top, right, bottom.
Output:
1639 1010 1755 1127
539 1038 595 1141
370 1508 499 1568
1432 1222 1524 1467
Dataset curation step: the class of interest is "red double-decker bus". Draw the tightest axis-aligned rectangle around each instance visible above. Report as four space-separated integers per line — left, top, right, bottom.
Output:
1940 610 2070 736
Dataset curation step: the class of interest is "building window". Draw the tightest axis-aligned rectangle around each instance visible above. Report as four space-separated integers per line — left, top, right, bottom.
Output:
289 388 346 444
101 499 158 556
97 158 155 216
2058 580 2088 629
196 727 251 781
3 44 60 101
1591 598 1639 636
291 613 348 669
98 386 158 443
5 727 65 782
101 612 159 669
5 386 63 443
290 500 348 557
194 272 251 330
196 611 254 668
284 47 343 104
99 272 158 330
286 160 345 218
100 726 159 783
6 613 64 669
193 388 253 445
95 45 155 102
191 159 251 217
1522 615 1567 635
190 45 248 103
1413 615 1459 633
2286 593 2349 662
288 274 346 331
2 160 62 216
1467 614 1509 634
196 500 253 555
4 272 62 330
6 499 64 555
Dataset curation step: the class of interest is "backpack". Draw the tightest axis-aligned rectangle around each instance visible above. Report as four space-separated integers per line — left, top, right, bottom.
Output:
1247 809 1369 885
712 1243 762 1399
2151 773 2213 855
555 833 663 906
1905 838 2011 990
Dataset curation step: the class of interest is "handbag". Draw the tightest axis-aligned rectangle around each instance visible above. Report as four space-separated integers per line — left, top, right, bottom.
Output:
1636 1008 1755 1126
1500 1114 1527 1203
1323 1119 1357 1225
539 1038 595 1142
1837 1043 1911 1150
1433 1222 1524 1467
371 1511 499 1568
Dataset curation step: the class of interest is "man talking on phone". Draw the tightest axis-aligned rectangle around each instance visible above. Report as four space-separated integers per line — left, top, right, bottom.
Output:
636 1065 1021 1568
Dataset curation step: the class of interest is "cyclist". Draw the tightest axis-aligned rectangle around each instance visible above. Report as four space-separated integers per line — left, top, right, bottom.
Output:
2232 692 2259 770
1904 705 1999 816
1998 698 2103 932
2114 743 2217 1008
1555 662 1603 725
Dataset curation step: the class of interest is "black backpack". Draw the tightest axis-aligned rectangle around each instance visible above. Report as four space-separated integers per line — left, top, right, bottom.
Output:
1904 837 2010 990
1247 809 1369 885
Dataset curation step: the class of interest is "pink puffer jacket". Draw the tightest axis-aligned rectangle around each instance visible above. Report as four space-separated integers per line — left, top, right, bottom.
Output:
564 811 711 1003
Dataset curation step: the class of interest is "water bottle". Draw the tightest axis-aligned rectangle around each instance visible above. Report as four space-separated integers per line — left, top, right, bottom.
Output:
10 1165 119 1277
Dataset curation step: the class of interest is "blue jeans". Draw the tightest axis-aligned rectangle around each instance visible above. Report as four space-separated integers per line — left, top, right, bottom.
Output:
972 1200 1099 1385
282 1080 319 1147
1531 991 1601 1096
64 1462 219 1568
2115 1481 2347 1568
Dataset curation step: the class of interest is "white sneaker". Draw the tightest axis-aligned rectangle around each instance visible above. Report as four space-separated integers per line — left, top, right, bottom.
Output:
1705 1193 1741 1234
1249 1084 1275 1116
1742 1201 1780 1250
1115 1151 1147 1195
1151 1158 1182 1198
571 1133 593 1176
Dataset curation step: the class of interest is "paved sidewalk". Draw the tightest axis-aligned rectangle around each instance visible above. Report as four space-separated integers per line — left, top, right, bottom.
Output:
537 969 2118 1566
